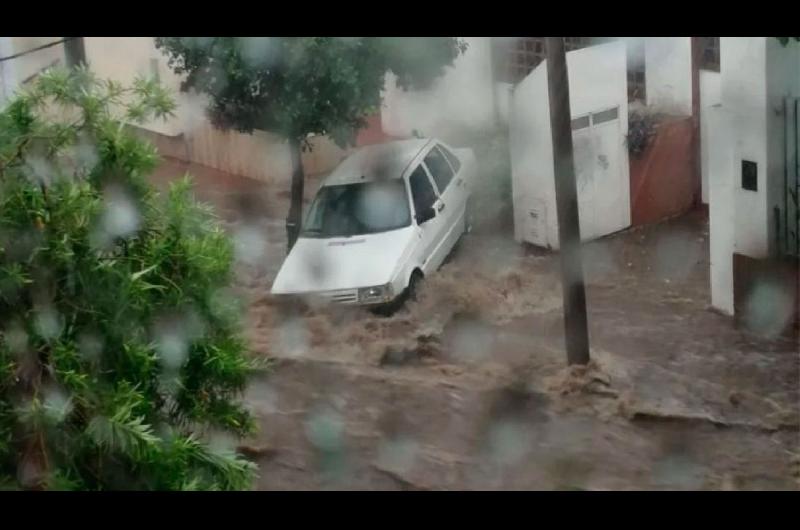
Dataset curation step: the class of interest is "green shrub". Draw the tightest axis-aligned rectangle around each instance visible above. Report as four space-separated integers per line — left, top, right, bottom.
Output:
0 68 258 490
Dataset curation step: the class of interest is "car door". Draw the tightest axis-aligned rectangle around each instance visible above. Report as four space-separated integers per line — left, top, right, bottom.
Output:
408 163 447 275
423 145 462 262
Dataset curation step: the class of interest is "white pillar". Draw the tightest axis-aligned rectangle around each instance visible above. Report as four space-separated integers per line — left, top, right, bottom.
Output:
708 104 735 314
720 37 770 259
700 70 722 205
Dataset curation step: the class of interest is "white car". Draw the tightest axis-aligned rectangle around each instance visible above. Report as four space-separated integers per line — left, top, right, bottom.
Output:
270 138 476 309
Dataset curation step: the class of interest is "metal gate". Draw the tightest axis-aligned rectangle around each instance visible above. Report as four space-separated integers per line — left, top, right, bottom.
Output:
778 97 800 258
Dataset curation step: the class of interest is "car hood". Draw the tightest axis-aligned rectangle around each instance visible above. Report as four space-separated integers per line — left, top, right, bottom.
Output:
271 226 416 294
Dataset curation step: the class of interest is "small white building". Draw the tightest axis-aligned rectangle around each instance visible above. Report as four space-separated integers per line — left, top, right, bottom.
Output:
509 41 631 248
507 37 702 249
382 37 712 249
705 37 800 322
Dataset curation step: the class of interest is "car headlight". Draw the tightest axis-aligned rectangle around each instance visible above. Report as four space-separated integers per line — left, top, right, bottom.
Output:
358 283 393 304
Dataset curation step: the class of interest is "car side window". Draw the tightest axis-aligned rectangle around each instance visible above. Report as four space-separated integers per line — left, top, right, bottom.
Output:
424 146 455 192
409 164 437 215
440 145 461 173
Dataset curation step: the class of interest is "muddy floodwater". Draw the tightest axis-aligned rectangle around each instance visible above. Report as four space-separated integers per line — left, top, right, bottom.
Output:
153 159 800 490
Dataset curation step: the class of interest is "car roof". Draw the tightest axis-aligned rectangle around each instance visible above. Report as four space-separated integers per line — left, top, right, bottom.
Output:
324 138 432 186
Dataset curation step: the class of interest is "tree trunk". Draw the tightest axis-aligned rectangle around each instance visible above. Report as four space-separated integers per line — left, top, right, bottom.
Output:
64 37 86 68
286 137 305 252
16 348 48 490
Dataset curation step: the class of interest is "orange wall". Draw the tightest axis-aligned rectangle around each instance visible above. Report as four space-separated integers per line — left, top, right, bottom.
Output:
630 116 698 226
355 113 399 147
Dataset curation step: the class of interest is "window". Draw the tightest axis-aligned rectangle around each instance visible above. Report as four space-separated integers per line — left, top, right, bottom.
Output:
494 37 591 85
627 69 646 102
301 180 411 238
571 115 590 131
424 147 455 192
592 107 619 125
564 37 591 52
409 165 437 215
440 145 461 173
742 160 757 192
626 37 646 102
698 37 720 72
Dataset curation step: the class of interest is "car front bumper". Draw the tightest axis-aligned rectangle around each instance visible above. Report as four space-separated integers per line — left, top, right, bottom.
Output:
271 285 395 307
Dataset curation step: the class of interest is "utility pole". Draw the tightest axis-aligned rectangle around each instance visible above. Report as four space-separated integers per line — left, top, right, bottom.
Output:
64 37 86 68
545 37 590 366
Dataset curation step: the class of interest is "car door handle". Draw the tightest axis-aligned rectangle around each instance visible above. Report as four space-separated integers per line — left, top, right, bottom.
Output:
437 202 445 213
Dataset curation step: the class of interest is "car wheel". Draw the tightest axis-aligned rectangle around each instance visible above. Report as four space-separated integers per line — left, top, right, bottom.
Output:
407 270 423 302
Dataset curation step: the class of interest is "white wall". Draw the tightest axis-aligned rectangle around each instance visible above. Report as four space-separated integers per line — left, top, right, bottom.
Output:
645 37 693 116
700 70 721 205
510 64 551 245
510 41 630 249
381 37 496 143
494 81 514 126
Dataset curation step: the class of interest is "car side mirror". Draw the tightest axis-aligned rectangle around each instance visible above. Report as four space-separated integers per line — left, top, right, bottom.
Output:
415 206 436 225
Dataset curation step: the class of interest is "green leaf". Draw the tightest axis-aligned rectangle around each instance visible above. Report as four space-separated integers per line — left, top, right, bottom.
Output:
86 407 160 459
131 263 158 282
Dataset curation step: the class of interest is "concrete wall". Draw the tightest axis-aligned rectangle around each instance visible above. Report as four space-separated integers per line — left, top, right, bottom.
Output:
11 37 65 86
1 37 66 103
381 37 497 144
510 41 630 248
700 70 722 204
645 37 693 116
84 37 347 184
85 37 184 137
630 116 697 226
0 37 15 103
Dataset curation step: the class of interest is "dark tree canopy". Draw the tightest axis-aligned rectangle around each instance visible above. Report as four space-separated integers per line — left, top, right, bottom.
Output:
154 37 468 147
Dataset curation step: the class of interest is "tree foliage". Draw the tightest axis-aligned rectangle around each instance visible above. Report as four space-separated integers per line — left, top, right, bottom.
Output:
154 37 468 250
0 68 259 490
777 37 800 46
154 37 468 148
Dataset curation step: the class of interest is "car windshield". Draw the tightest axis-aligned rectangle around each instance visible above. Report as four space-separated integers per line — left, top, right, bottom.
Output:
301 180 411 238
